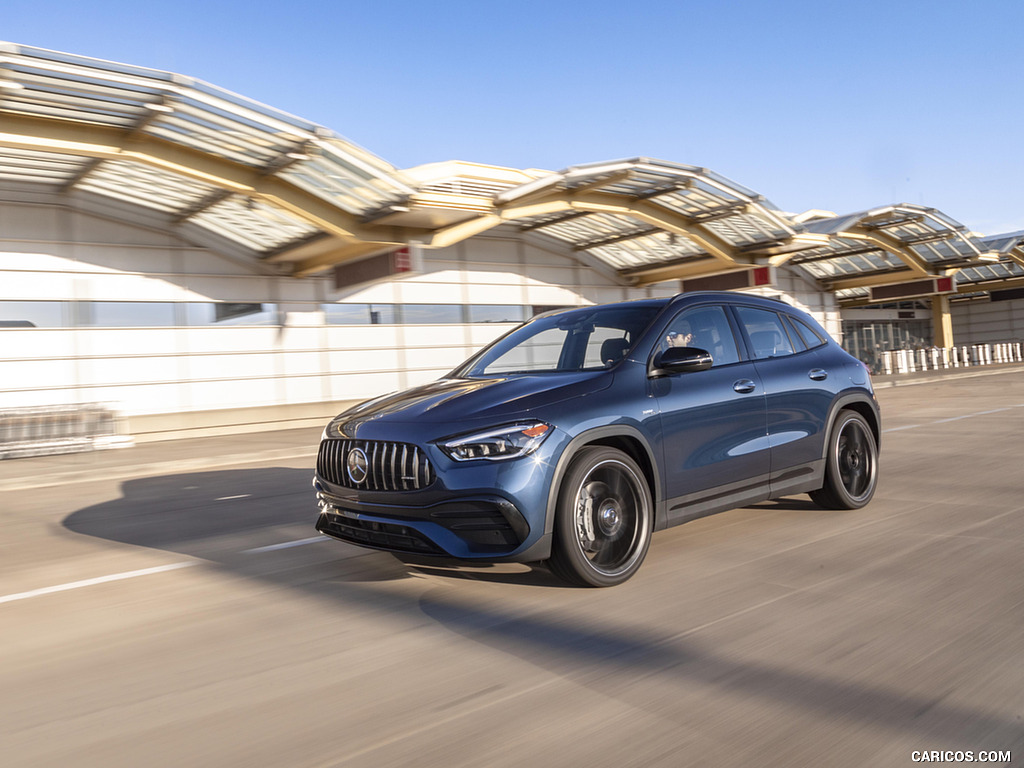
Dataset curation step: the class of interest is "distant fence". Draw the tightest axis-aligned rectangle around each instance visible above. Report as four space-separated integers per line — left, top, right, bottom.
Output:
0 403 132 459
878 342 1024 375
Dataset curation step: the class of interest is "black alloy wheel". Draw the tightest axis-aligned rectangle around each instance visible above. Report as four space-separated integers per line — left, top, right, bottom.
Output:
548 446 653 587
811 409 879 510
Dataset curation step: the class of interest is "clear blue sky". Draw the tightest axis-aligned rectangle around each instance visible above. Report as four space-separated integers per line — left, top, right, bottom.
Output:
7 0 1024 235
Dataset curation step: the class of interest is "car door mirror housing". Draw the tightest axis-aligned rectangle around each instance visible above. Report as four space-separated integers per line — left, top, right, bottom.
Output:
652 346 714 375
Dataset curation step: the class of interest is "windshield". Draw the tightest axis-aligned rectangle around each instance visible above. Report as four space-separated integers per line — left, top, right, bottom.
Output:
455 303 664 377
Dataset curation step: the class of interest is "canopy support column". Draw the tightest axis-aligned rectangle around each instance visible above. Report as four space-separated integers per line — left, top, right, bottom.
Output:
932 294 954 348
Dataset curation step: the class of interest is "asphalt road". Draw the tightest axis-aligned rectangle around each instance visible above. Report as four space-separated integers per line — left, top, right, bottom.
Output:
2 373 1023 767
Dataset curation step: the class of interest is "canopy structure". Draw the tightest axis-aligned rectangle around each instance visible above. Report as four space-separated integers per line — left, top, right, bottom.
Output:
1 42 1020 300
770 205 994 303
0 42 418 273
955 231 1024 294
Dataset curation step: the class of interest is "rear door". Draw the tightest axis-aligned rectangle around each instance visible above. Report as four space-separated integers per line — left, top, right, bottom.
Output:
731 305 836 490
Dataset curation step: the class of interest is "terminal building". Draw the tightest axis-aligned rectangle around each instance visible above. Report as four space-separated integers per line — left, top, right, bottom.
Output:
2 43 1023 441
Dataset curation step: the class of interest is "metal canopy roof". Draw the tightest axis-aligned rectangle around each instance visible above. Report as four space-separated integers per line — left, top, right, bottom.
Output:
956 232 1024 292
1 42 1021 299
0 42 414 263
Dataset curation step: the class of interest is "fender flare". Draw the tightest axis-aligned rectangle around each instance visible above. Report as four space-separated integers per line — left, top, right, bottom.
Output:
820 391 882 460
543 424 662 537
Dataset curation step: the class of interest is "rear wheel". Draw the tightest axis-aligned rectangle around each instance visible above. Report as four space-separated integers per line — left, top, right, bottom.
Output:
810 409 878 509
548 446 653 587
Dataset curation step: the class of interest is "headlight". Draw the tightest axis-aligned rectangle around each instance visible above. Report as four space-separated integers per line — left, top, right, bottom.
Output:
439 421 551 462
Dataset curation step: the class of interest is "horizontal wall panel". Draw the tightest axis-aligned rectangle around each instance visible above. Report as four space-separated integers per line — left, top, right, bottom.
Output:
3 271 78 300
323 326 401 349
283 376 326 404
0 359 78 391
328 372 402 400
396 282 465 304
76 329 184 356
328 349 401 372
187 378 280 411
0 387 78 409
83 383 187 415
403 347 469 371
78 356 182 386
401 326 467 347
187 353 278 380
181 327 280 353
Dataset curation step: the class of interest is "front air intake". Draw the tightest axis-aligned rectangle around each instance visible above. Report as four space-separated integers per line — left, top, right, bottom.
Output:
317 439 435 491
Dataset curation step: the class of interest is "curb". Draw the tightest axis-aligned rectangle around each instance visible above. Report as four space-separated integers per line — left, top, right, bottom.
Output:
872 364 1024 389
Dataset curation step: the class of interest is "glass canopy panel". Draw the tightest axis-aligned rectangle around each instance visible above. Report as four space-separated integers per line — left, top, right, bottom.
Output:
958 262 1024 284
588 231 706 269
190 197 320 252
537 212 642 247
0 147 88 184
1 44 412 224
835 287 870 300
77 160 216 214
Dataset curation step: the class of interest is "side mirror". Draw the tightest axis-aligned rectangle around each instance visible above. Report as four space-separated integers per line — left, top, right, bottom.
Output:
652 346 714 375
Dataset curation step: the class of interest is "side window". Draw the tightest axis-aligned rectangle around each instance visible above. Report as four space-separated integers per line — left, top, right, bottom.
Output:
790 316 827 348
781 315 808 352
735 307 796 359
659 305 740 367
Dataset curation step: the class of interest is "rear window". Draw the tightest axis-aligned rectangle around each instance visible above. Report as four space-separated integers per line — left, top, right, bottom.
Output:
789 315 827 348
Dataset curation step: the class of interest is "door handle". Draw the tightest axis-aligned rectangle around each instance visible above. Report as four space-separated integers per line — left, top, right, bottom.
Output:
808 368 828 381
733 379 756 394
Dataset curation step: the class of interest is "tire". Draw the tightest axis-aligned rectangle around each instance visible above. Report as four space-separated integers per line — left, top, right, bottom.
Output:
810 409 879 510
548 446 653 587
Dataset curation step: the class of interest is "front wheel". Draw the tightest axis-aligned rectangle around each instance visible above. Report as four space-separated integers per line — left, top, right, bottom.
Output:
548 446 653 587
810 409 879 509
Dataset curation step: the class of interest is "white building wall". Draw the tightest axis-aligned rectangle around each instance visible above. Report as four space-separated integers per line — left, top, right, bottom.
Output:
951 298 1024 344
1 196 839 426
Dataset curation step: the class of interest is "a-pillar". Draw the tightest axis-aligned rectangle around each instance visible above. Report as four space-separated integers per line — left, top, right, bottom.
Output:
932 294 954 348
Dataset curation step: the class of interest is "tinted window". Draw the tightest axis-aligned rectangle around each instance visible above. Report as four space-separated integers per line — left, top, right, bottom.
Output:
790 316 827 348
659 305 740 367
461 303 662 376
84 302 177 327
0 301 66 328
323 303 397 325
781 315 808 352
469 305 527 323
735 307 795 359
400 304 465 324
185 303 278 326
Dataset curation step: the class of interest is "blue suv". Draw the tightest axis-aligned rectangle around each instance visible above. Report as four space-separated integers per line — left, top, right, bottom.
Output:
314 292 880 586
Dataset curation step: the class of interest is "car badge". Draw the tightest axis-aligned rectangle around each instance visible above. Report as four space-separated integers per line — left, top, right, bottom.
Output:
346 447 369 484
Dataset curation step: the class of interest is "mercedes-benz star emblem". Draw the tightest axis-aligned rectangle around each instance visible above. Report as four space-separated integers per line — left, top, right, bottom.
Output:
346 447 369 484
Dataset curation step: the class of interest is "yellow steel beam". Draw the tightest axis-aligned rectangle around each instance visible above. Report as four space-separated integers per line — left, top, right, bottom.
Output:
932 294 954 347
292 241 393 277
626 260 748 287
845 227 934 277
957 275 1024 294
823 270 917 292
766 233 834 266
0 113 396 245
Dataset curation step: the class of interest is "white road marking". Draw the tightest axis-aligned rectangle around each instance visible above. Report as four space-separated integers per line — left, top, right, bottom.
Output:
215 494 251 501
243 536 326 554
0 562 197 605
883 404 1024 433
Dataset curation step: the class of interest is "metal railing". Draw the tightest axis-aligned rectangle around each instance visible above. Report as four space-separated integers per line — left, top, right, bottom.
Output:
878 342 1024 375
0 403 132 459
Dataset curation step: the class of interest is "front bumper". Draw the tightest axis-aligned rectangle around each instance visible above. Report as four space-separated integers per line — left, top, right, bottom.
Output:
313 429 567 562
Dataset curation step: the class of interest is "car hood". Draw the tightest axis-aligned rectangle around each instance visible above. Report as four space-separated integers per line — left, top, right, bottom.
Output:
328 372 611 435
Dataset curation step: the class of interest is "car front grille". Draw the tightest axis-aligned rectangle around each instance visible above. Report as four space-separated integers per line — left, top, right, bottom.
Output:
317 439 435 491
